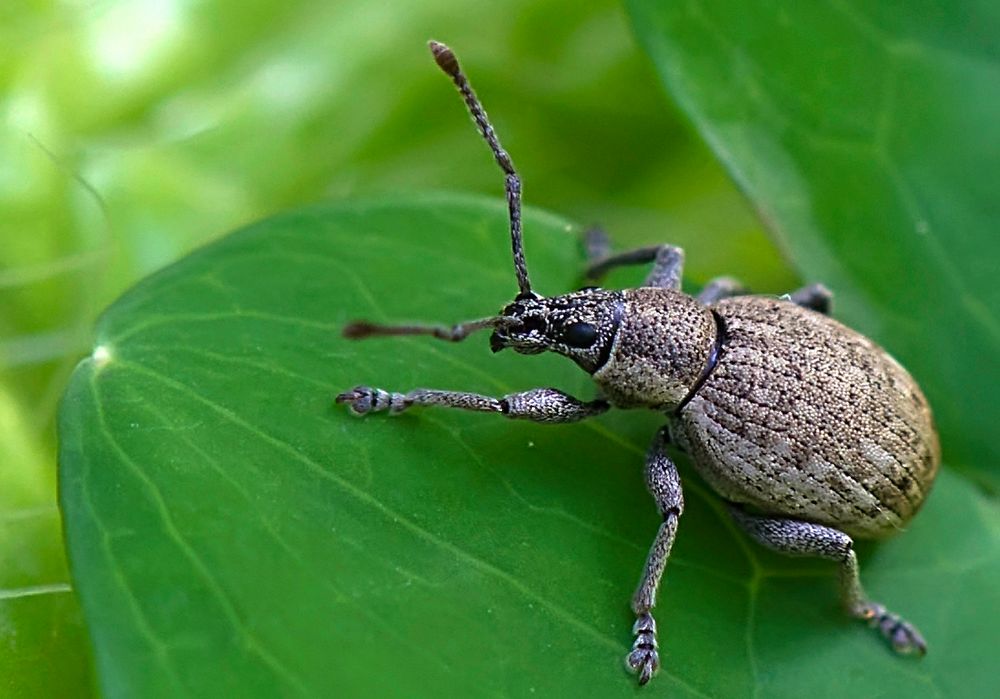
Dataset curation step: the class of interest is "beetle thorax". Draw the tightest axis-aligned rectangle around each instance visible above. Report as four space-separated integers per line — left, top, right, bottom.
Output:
593 287 717 410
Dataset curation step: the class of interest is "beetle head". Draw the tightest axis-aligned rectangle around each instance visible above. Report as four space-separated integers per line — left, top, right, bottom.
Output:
489 288 623 373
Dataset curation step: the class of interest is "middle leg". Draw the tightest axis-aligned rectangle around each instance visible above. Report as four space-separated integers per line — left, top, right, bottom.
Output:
626 427 684 685
787 283 833 314
696 276 748 304
581 228 685 291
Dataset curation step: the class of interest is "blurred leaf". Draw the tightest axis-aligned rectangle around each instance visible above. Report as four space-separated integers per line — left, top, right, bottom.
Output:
0 387 94 698
60 196 999 697
627 0 1000 492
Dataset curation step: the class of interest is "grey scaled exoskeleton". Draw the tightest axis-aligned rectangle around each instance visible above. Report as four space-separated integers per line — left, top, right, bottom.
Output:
337 41 940 687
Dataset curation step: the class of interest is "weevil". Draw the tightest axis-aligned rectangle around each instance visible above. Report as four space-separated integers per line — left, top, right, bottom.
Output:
336 41 940 686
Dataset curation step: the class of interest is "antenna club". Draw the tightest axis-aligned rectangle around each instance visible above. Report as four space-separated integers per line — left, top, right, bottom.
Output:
428 40 460 76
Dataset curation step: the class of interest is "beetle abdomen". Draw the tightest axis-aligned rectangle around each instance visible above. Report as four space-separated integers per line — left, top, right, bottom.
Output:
675 296 939 539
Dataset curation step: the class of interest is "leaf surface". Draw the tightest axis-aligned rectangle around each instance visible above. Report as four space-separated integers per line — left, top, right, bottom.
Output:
0 389 94 698
60 196 998 697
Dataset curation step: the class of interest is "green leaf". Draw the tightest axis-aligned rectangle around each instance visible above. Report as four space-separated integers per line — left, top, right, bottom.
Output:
627 1 1000 492
0 387 94 698
60 196 999 697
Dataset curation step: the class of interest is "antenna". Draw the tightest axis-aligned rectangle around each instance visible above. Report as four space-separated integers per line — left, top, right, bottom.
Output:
342 315 515 342
429 40 533 297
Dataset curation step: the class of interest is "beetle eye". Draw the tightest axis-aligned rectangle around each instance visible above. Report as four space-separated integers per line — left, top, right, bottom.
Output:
520 315 545 333
562 321 598 348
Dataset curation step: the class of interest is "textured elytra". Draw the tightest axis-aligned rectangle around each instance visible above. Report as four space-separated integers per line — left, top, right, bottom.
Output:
673 296 940 539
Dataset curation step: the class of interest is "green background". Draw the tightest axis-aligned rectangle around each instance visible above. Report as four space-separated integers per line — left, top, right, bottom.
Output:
2 1 996 697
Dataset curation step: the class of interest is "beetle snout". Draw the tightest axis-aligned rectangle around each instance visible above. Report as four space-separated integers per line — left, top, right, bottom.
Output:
489 331 507 353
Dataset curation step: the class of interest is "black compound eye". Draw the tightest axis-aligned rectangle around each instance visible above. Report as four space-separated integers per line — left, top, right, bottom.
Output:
562 321 598 348
521 315 545 333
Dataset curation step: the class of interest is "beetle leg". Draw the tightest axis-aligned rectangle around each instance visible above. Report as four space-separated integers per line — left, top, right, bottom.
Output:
336 385 609 422
727 506 927 656
627 427 684 686
787 283 833 314
696 276 748 304
582 226 613 263
583 242 685 291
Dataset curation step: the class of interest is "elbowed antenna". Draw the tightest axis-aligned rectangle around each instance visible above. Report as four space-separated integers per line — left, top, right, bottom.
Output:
429 40 533 297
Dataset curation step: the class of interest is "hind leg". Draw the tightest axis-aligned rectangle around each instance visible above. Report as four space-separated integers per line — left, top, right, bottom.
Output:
728 506 927 655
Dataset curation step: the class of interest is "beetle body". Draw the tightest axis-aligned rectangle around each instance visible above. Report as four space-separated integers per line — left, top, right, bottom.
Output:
594 288 939 539
338 41 939 687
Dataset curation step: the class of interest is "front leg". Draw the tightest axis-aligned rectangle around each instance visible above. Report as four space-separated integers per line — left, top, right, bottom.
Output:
627 427 684 686
336 386 609 423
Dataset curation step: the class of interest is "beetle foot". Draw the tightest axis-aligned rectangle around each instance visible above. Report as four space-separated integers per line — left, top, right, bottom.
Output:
853 602 927 656
625 612 660 685
335 386 406 416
